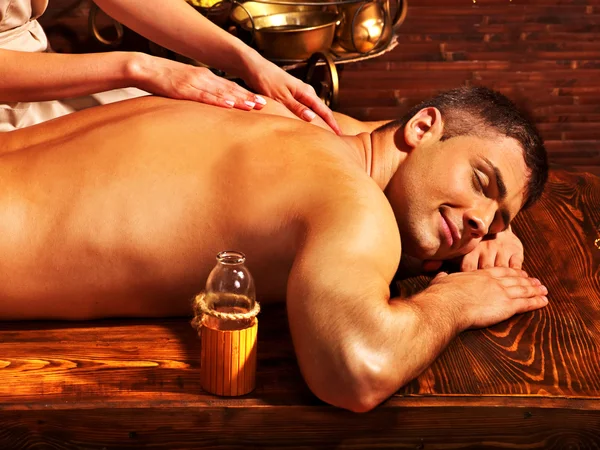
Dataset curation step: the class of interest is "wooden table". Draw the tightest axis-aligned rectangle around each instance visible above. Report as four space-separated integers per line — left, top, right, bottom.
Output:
1 168 599 449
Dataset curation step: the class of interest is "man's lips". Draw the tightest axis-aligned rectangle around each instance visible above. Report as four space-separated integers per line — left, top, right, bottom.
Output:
440 211 461 248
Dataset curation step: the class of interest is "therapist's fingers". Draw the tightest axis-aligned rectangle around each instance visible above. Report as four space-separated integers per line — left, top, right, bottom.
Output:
292 84 342 135
191 69 266 111
187 90 240 109
142 61 265 111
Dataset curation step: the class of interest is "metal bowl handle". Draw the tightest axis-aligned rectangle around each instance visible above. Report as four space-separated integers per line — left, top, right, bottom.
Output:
88 2 124 47
304 51 339 110
391 0 408 30
231 0 256 46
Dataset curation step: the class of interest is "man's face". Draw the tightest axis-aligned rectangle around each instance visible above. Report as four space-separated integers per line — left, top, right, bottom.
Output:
385 132 529 261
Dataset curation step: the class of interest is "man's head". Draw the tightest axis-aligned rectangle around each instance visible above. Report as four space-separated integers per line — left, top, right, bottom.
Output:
379 86 548 260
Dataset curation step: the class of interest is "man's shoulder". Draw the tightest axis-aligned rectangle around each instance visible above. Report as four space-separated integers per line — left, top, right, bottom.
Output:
303 170 400 244
297 175 401 281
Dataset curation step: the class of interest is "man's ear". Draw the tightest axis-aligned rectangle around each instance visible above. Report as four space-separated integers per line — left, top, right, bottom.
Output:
403 107 443 149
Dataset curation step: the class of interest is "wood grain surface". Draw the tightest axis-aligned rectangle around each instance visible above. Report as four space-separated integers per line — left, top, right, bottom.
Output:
396 168 600 399
0 168 598 449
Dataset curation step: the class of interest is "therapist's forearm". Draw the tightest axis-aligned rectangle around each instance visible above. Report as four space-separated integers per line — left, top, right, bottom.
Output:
0 50 138 102
94 0 262 79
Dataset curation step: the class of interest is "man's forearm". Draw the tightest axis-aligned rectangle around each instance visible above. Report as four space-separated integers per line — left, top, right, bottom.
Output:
388 288 464 386
0 50 138 102
294 285 465 412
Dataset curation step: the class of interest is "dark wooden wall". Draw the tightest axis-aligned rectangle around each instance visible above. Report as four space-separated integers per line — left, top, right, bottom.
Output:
337 0 600 177
42 0 600 176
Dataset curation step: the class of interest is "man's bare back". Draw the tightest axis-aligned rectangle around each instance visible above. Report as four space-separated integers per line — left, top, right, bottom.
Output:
0 87 551 412
0 96 395 320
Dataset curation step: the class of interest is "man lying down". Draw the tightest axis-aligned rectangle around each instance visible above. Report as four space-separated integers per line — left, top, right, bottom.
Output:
0 86 549 412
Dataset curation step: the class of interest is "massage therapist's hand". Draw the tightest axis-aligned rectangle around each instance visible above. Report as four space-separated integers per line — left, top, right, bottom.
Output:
427 267 548 330
88 0 339 130
131 54 265 110
241 57 342 135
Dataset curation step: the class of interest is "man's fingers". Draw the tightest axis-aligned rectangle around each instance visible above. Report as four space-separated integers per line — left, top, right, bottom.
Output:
515 295 549 314
500 275 542 288
484 266 529 278
505 283 548 299
460 254 478 272
478 251 497 269
494 251 511 268
508 253 524 269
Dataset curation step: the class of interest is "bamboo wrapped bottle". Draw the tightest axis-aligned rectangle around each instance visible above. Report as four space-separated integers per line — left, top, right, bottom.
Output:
196 251 259 396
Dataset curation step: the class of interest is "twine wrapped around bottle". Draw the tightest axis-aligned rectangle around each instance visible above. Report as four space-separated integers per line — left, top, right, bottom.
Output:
191 292 261 397
191 292 261 331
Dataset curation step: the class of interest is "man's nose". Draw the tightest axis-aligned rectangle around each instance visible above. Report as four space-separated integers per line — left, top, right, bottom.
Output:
464 204 495 239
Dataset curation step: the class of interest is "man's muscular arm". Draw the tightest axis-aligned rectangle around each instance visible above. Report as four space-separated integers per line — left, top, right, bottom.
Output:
287 189 548 412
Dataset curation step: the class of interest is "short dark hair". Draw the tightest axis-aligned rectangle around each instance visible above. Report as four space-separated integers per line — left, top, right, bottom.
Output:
379 86 548 210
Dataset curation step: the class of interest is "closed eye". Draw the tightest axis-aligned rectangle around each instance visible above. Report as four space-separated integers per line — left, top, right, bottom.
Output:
472 170 485 194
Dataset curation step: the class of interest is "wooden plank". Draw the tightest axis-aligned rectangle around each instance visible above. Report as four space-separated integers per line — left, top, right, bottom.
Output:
0 406 599 448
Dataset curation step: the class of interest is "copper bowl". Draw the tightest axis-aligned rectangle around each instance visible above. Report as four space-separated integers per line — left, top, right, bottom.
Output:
336 1 388 53
230 1 321 25
187 0 232 29
242 11 339 61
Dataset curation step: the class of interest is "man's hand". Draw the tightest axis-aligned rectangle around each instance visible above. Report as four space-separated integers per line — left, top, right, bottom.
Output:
422 226 524 273
426 267 548 330
460 225 524 271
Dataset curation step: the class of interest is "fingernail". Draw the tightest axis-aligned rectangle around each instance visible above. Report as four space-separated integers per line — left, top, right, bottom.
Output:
542 296 548 302
302 109 317 121
225 100 235 107
244 101 256 108
541 285 548 294
254 95 267 105
533 278 541 285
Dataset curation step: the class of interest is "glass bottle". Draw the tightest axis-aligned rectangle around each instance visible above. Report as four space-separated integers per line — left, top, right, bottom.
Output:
203 251 256 331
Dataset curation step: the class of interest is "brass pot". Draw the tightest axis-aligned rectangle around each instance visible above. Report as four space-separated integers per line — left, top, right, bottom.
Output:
186 0 232 29
336 0 407 54
230 1 320 26
242 11 339 61
336 1 388 53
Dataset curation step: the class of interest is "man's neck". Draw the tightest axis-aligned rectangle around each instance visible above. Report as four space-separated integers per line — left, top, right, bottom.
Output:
341 130 403 190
